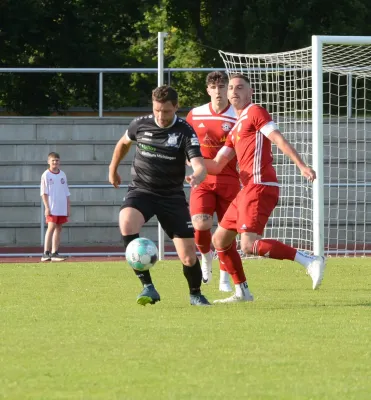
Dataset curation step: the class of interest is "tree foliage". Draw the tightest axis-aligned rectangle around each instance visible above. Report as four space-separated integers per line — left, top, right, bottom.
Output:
0 0 370 114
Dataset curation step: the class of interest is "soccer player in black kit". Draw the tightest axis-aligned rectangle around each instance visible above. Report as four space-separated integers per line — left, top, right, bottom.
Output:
109 85 211 306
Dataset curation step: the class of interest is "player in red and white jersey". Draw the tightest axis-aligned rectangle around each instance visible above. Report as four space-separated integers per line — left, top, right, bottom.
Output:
186 71 240 292
203 74 326 303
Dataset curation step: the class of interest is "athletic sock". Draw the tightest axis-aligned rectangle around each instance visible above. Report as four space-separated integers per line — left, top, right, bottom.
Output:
252 239 296 261
219 269 230 283
122 233 153 285
194 229 212 254
134 270 153 286
216 241 246 284
235 282 250 297
183 258 202 295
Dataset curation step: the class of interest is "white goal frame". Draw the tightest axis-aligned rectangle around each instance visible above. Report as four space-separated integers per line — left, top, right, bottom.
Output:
219 35 371 257
312 35 371 256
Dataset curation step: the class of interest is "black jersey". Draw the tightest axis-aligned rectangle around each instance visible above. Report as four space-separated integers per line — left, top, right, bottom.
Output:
126 114 202 195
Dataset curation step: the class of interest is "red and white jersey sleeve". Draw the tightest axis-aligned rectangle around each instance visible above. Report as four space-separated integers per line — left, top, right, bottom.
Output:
228 103 279 186
40 169 71 216
186 103 239 184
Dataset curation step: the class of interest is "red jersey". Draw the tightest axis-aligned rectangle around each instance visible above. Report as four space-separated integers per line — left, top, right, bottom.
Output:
187 103 239 184
225 103 279 186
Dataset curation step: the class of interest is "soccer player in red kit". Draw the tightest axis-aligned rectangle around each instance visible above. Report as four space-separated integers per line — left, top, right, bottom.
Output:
203 74 326 303
186 71 240 292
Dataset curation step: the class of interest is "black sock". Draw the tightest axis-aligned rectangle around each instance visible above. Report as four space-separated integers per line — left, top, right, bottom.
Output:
133 269 153 286
183 258 202 295
122 233 153 286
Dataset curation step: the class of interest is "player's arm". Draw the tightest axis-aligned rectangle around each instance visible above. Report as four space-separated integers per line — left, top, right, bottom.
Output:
268 130 316 182
186 156 207 188
109 130 132 188
66 196 71 217
40 174 51 216
204 146 236 175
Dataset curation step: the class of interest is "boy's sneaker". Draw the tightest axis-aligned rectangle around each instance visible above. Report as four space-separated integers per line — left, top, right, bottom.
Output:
51 252 67 262
136 284 161 306
307 256 326 289
41 251 51 262
190 294 211 306
201 251 213 284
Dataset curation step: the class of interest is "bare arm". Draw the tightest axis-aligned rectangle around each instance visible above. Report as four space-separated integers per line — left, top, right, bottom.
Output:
185 156 207 188
41 194 50 217
109 131 132 188
268 130 316 182
67 197 71 217
204 146 236 175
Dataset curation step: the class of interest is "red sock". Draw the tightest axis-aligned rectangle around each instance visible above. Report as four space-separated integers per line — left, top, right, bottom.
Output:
253 239 296 261
216 241 246 284
218 239 237 272
194 229 211 254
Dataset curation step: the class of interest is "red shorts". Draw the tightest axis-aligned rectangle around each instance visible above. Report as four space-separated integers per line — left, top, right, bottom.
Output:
190 180 241 222
220 184 279 235
46 215 68 225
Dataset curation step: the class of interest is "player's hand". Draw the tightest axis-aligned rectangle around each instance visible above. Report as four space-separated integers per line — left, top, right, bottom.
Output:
301 166 316 182
185 175 199 188
44 207 51 217
109 170 122 188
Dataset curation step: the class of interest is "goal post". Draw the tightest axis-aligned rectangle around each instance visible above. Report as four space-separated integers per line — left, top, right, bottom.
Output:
219 35 371 257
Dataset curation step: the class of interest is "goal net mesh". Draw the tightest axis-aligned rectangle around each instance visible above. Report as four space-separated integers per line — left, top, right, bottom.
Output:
219 43 371 256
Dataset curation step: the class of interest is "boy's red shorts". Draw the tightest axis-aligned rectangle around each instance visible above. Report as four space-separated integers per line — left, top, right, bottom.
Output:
46 215 68 224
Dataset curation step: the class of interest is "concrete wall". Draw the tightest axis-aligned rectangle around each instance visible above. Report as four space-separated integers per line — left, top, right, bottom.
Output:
0 117 370 250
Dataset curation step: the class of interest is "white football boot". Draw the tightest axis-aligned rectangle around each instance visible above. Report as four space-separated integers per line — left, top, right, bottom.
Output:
214 282 254 303
201 250 213 284
307 256 326 289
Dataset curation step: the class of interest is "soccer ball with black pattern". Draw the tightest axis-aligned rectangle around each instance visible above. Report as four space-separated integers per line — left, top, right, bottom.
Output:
125 238 158 271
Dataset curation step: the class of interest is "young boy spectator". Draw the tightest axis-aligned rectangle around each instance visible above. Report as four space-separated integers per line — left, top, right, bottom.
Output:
40 152 70 262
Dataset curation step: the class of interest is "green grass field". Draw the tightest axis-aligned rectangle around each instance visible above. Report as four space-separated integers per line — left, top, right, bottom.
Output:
1 258 370 399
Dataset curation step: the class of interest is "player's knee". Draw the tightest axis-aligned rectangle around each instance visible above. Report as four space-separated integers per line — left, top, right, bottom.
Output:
240 242 254 255
191 214 213 231
180 254 197 266
212 231 227 249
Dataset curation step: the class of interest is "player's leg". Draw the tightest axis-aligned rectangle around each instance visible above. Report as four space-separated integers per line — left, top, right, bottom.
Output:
212 224 254 303
238 184 325 290
215 181 241 292
120 190 159 305
41 218 56 261
50 218 68 261
189 183 216 284
211 191 253 302
157 194 211 306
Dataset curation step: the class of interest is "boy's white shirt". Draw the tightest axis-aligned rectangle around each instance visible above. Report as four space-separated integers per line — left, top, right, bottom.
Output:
40 169 70 216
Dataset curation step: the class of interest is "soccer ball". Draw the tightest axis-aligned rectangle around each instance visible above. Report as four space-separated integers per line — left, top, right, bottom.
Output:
125 237 158 271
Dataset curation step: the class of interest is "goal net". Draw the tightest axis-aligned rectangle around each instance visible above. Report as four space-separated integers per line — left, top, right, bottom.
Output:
219 36 371 256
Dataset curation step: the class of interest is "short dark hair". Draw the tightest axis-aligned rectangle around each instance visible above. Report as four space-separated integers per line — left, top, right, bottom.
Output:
206 71 228 86
229 73 251 84
48 152 60 159
152 85 178 106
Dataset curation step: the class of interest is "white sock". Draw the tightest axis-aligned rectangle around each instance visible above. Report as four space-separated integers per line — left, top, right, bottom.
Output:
294 251 314 268
235 282 249 298
201 251 213 260
219 269 230 283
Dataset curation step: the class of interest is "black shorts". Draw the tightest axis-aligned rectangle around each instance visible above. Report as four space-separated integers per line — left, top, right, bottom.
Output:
120 188 194 239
